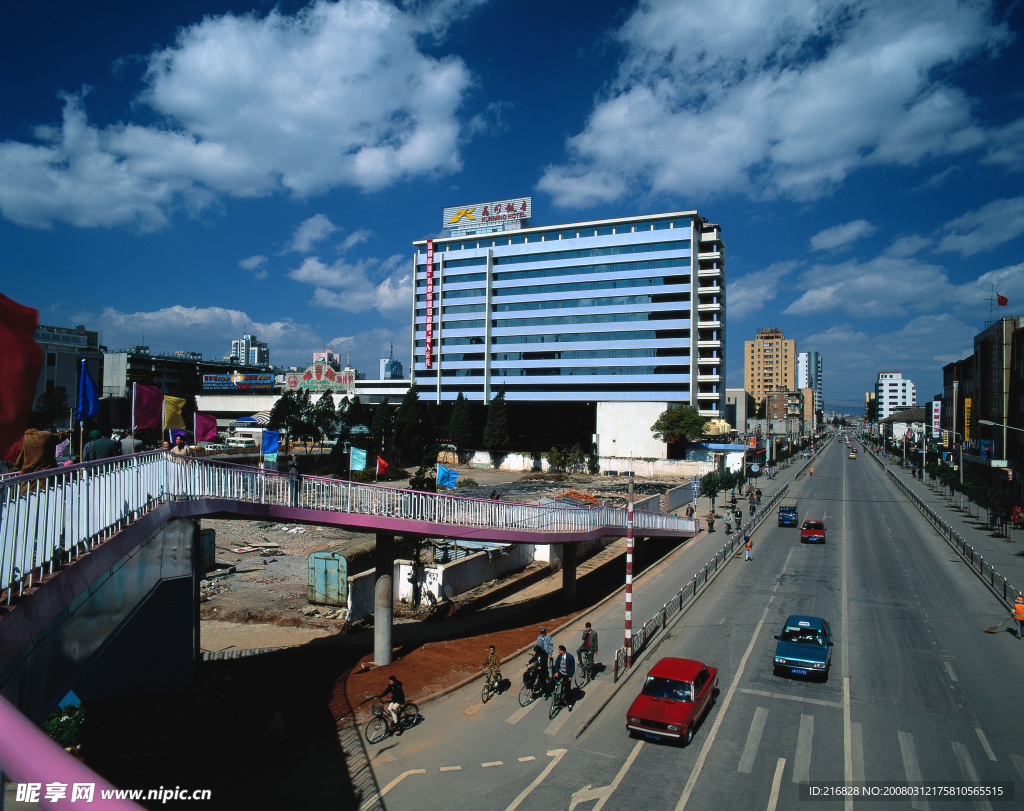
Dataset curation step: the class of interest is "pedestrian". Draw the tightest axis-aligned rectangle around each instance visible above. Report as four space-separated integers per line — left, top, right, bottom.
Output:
289 455 301 507
14 417 58 475
1012 505 1021 531
577 622 598 674
755 488 762 505
120 432 144 455
490 489 499 500
685 503 694 519
170 434 189 457
84 428 120 461
744 535 753 561
1014 596 1024 640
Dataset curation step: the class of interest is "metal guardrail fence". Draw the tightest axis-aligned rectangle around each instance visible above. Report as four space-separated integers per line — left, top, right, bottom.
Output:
0 453 699 602
878 453 1021 608
612 482 791 681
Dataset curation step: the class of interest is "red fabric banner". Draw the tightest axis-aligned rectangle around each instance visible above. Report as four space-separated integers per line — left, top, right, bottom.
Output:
377 457 389 476
0 294 44 462
134 384 164 430
194 413 219 442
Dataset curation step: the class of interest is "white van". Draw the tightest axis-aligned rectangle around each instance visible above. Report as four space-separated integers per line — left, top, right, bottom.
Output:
226 437 258 449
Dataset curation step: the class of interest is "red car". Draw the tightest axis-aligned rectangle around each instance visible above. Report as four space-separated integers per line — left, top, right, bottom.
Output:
801 519 826 543
626 657 718 745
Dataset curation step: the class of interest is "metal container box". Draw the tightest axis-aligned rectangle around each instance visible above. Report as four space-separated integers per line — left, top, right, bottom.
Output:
308 551 348 606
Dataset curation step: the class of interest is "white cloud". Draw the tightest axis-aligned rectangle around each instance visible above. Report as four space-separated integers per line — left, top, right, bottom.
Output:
809 220 877 252
539 0 1014 208
239 255 268 278
288 214 338 254
0 0 477 230
727 261 799 320
936 197 1024 256
289 253 411 315
883 234 931 258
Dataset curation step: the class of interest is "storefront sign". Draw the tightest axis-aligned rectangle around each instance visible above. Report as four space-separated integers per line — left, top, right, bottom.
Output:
964 397 972 442
931 400 941 438
443 197 532 230
202 372 274 391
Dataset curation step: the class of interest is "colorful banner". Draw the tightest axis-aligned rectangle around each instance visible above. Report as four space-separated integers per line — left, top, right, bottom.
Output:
202 372 274 391
76 358 101 421
437 463 459 487
964 397 972 442
261 430 280 454
377 457 389 476
425 238 434 368
931 400 941 438
351 447 367 471
194 413 218 442
133 383 164 430
0 294 44 462
164 395 186 430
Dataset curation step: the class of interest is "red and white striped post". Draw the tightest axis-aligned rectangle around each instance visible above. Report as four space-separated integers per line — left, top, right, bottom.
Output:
625 477 634 667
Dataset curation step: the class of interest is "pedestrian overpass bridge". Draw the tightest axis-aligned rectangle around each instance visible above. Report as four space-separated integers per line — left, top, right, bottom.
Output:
0 452 698 725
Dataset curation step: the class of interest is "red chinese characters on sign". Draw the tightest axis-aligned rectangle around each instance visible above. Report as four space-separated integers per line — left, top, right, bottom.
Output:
425 239 434 368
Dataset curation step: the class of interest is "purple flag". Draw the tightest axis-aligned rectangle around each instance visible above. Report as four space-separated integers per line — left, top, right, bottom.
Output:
133 383 163 430
194 413 218 442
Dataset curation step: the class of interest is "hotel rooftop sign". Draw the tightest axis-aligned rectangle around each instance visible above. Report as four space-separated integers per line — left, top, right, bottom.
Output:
443 196 531 231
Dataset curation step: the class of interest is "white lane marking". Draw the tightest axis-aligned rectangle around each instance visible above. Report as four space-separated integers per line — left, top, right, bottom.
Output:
851 722 864 783
792 714 814 783
943 660 958 683
766 758 786 811
674 548 795 811
482 761 503 768
504 748 566 811
975 727 997 761
440 766 461 772
1010 754 1024 781
898 731 929 811
738 707 768 773
518 756 535 762
953 741 993 811
371 769 426 805
738 688 841 708
506 702 537 725
568 740 644 811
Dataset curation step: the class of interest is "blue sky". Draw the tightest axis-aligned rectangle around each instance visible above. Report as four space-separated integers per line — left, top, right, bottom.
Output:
2 0 1022 413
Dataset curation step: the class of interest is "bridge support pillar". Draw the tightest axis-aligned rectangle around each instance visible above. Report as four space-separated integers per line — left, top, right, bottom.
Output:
374 532 395 666
561 543 577 607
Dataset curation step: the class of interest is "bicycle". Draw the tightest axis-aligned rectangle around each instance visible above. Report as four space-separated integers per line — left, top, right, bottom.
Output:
365 700 420 744
574 651 593 689
549 676 571 719
518 656 547 707
480 667 502 703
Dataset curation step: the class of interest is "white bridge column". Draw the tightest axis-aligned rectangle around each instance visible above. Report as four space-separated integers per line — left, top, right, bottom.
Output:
374 532 394 666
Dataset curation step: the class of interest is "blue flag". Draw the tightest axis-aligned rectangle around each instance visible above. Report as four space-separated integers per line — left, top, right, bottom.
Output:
350 447 367 471
437 463 459 487
262 430 280 454
76 359 100 420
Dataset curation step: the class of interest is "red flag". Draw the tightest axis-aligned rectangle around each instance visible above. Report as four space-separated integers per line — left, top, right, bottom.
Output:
194 413 218 442
133 383 164 430
376 457 389 476
997 292 1008 307
0 294 44 462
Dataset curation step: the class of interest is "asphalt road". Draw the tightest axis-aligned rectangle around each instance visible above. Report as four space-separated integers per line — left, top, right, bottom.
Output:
363 439 1024 811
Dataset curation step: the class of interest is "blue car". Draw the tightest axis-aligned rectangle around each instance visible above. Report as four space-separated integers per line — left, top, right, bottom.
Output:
773 615 833 680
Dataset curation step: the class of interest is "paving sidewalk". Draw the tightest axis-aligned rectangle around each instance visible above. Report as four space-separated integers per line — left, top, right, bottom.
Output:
869 449 1023 604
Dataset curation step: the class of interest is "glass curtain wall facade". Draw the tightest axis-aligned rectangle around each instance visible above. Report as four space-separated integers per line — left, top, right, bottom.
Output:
411 210 725 417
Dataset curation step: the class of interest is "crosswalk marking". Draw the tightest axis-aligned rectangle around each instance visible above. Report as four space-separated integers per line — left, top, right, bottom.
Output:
793 714 814 783
1010 754 1024 781
738 707 768 773
850 722 864 783
975 727 997 761
952 742 993 811
766 758 786 811
897 731 928 811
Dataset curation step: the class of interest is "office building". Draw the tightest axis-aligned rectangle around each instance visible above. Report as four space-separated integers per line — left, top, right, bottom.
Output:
410 197 725 458
230 333 269 366
874 371 916 420
797 350 823 413
379 345 404 380
32 324 103 404
745 328 796 406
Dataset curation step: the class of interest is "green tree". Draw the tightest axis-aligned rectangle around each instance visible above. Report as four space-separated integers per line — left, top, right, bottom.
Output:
449 392 474 460
269 391 303 445
393 387 428 466
483 389 510 465
33 386 70 431
311 391 336 448
700 471 723 510
651 404 707 451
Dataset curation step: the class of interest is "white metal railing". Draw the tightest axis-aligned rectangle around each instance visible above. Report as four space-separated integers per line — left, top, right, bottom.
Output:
1 453 699 601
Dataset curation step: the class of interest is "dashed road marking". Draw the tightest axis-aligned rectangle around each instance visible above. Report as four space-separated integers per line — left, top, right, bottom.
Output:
952 741 992 811
793 714 814 784
482 761 503 768
518 756 535 762
975 727 997 761
440 766 461 772
738 706 768 773
898 731 928 811
767 758 786 811
505 748 567 811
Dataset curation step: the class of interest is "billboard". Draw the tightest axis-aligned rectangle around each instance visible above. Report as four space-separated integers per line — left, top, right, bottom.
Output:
203 372 274 391
425 239 434 369
443 197 531 230
931 400 941 438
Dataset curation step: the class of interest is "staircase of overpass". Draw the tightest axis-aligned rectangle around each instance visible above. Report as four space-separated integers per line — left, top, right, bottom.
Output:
0 452 698 718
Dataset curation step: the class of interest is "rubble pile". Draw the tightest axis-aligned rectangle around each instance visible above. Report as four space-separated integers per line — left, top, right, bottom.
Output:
200 579 232 603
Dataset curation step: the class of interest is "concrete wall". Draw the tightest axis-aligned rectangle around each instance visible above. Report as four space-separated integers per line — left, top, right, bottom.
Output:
596 401 669 460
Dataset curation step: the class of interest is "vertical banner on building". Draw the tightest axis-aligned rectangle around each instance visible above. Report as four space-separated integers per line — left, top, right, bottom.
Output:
964 397 972 442
931 400 941 438
425 238 434 369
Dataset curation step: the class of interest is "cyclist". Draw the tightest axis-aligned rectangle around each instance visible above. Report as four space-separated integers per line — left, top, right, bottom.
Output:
724 511 733 535
810 467 814 476
378 675 406 736
576 622 599 675
552 645 576 711
482 644 502 688
534 627 554 693
706 511 715 532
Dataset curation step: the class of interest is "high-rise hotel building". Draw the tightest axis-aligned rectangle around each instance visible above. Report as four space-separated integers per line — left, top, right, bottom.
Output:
410 197 725 458
744 328 796 406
